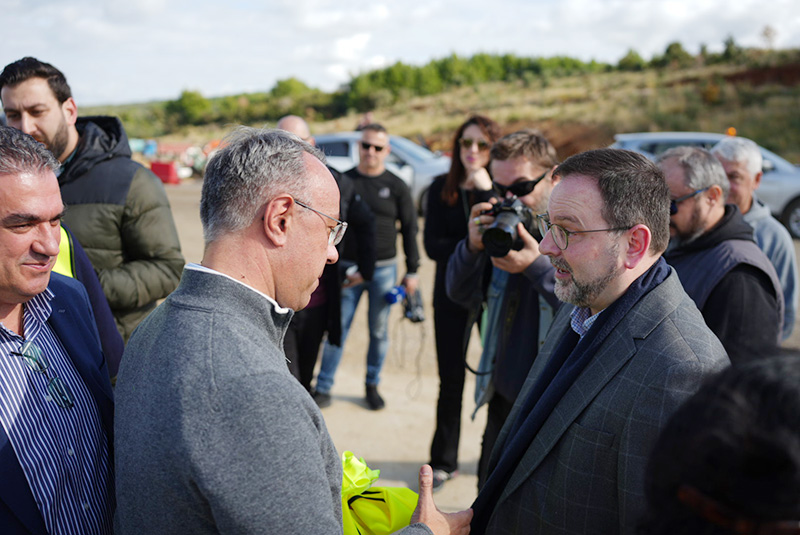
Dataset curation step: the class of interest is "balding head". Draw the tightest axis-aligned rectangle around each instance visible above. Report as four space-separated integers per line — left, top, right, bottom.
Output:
276 115 313 145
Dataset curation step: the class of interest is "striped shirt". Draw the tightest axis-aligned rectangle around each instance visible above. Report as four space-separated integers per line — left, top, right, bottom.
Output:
0 288 113 535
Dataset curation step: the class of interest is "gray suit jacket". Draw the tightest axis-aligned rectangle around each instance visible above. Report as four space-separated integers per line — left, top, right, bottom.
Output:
483 268 730 535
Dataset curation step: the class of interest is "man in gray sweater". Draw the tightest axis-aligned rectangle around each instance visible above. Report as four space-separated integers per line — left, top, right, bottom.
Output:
113 128 471 535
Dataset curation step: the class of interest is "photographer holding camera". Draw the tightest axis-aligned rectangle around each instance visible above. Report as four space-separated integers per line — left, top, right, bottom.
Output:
446 130 561 488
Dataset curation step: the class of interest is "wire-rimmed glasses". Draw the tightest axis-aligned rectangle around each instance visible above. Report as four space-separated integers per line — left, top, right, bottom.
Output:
537 214 630 251
295 199 348 246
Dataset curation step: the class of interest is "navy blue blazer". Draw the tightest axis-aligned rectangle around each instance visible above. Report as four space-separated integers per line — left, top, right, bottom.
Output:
0 273 114 534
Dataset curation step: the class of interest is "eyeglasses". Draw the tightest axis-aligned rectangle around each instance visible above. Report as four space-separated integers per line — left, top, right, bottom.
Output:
11 340 75 409
360 141 385 152
295 199 348 246
459 138 491 151
670 187 710 215
537 214 630 251
493 170 549 198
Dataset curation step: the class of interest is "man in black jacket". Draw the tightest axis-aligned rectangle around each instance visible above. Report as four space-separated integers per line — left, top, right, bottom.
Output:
658 146 782 362
0 57 185 341
277 115 376 391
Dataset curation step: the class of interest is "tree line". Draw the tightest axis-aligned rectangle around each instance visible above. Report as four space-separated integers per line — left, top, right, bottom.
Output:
99 35 798 138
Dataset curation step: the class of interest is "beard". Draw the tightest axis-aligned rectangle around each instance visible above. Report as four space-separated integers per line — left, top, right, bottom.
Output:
550 242 622 309
41 118 71 161
668 203 706 251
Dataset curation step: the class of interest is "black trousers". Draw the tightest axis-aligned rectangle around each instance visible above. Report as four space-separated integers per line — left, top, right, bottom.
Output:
285 304 328 391
477 393 514 489
429 291 473 474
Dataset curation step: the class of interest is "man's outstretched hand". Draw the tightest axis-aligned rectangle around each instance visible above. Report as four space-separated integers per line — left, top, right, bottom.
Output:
409 465 472 535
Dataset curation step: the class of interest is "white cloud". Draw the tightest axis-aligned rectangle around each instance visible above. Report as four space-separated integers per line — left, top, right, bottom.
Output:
1 0 799 104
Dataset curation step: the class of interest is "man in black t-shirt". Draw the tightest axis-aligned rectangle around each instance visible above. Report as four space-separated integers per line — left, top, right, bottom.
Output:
314 123 420 410
276 115 376 392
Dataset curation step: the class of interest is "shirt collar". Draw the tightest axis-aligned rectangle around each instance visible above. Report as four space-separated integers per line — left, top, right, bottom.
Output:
570 306 601 339
0 288 54 341
184 263 291 315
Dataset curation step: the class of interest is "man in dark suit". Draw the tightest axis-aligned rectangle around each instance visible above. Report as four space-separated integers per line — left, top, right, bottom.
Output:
471 148 730 534
0 126 114 534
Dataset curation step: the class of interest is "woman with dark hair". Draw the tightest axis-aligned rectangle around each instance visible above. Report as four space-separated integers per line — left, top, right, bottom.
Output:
640 354 800 535
424 115 502 491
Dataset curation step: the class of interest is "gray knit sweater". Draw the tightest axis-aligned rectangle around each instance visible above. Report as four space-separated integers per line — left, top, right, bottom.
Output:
114 267 431 535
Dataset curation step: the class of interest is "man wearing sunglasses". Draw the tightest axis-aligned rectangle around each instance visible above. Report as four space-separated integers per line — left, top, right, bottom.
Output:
0 126 114 535
115 128 471 535
446 130 560 489
470 148 729 535
658 146 782 363
315 123 420 410
276 115 377 394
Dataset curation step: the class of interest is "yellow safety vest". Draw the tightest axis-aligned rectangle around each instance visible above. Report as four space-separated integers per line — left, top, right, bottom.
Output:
53 226 76 279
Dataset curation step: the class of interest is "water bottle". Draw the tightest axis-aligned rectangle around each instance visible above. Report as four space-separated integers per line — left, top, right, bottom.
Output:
384 285 406 304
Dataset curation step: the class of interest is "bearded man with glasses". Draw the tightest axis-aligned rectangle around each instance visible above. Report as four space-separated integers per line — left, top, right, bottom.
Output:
470 148 729 535
446 129 561 489
0 126 114 535
658 146 783 363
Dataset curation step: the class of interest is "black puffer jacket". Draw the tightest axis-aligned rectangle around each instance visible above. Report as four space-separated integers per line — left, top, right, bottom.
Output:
59 116 184 341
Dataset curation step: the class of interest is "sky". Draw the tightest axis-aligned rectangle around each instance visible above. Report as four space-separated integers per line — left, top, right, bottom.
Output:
3 0 800 106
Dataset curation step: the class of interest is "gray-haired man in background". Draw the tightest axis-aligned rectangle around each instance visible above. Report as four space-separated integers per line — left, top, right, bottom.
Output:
711 136 798 340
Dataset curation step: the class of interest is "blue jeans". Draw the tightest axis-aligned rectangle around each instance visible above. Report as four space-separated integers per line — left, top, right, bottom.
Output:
316 263 397 394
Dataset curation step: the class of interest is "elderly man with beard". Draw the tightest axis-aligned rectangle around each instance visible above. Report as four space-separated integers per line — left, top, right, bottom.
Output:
469 148 729 535
658 146 782 363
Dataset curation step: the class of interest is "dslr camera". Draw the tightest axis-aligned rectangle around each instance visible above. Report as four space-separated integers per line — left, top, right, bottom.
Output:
481 197 537 257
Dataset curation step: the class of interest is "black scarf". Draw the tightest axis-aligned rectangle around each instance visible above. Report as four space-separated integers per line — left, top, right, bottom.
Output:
470 257 670 534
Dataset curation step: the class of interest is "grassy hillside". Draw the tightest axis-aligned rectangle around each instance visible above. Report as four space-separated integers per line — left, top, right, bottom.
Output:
86 60 800 163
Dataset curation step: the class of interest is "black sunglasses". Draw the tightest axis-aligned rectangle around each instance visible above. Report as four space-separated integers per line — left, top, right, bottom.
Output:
493 170 549 198
670 187 710 215
360 141 385 152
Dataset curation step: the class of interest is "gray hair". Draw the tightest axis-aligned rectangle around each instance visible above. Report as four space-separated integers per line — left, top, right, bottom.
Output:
710 136 763 177
0 125 60 176
200 127 325 243
656 146 730 199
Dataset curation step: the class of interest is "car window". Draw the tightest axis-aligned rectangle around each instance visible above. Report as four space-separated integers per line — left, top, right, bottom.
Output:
390 136 435 163
317 141 350 158
639 140 716 155
386 151 407 167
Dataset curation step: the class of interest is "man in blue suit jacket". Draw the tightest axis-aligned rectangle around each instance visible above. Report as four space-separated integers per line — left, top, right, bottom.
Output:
471 149 730 534
0 126 114 534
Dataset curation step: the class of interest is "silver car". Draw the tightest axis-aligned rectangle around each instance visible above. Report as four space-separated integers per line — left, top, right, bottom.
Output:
611 132 800 238
315 132 451 214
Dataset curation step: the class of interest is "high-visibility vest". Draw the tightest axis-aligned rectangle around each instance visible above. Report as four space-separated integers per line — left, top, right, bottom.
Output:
53 226 76 279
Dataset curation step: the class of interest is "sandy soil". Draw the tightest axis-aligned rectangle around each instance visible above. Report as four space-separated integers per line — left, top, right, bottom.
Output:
165 179 484 512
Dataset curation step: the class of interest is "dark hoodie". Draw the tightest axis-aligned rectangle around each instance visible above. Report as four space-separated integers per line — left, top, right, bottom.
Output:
59 116 184 342
665 205 783 363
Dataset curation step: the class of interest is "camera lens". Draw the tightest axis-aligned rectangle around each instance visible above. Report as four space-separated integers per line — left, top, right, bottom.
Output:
482 216 518 257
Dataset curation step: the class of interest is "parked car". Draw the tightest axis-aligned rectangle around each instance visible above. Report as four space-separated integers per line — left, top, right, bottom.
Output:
314 132 451 214
610 132 800 238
